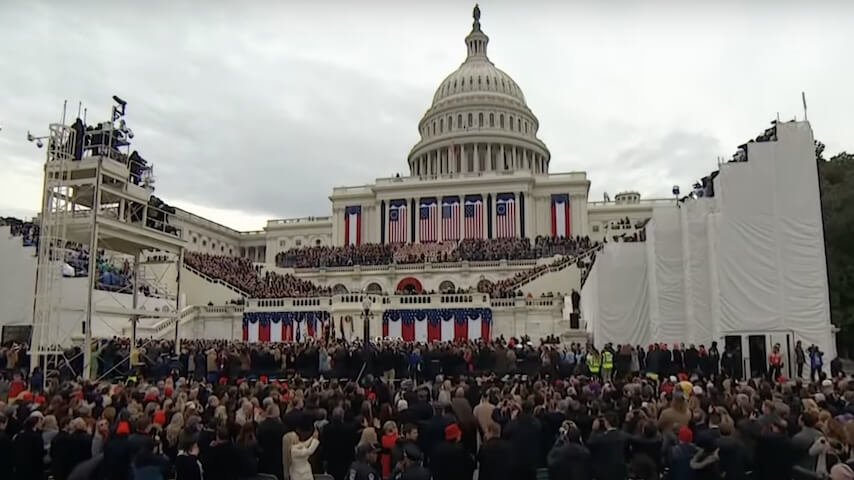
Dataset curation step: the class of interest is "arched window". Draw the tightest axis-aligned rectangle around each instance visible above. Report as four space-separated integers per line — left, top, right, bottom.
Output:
467 113 473 127
509 116 514 130
486 77 490 86
432 121 436 135
478 113 484 127
489 113 494 127
439 118 444 133
202 240 207 247
499 114 505 128
518 119 522 131
448 116 452 131
457 114 463 128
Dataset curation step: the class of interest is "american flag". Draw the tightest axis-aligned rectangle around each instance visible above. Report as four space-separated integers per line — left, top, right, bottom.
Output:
442 196 460 241
496 193 516 238
464 195 483 239
388 200 407 243
419 198 438 243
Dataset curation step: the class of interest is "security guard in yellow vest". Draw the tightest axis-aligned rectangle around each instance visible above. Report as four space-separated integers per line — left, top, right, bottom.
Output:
587 348 601 378
601 347 614 382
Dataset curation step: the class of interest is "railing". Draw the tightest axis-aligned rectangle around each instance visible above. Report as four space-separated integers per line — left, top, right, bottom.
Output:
588 198 674 207
267 216 332 226
293 257 539 274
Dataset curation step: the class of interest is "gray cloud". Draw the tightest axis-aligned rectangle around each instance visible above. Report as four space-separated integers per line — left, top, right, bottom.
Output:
1 1 851 229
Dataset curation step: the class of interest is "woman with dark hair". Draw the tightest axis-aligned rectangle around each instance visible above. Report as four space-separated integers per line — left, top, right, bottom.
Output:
236 421 260 477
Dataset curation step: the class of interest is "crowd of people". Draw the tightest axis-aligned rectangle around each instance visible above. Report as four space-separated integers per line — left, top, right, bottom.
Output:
4 218 144 295
185 252 332 299
0 335 851 480
276 236 595 269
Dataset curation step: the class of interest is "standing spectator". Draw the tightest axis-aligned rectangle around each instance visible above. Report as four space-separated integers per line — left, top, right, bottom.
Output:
430 423 474 480
321 407 359 480
287 428 320 480
668 426 697 480
810 346 824 381
13 415 45 479
477 423 513 480
501 401 542 480
587 413 629 480
175 434 204 480
795 340 807 379
257 404 286 480
348 443 381 480
547 422 592 480
0 413 13 480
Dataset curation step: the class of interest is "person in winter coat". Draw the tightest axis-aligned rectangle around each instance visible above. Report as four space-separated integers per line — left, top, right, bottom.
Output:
587 412 629 480
257 404 286 480
547 422 592 480
501 401 542 480
320 407 359 480
380 421 399 478
0 413 14 480
476 423 514 480
101 417 133 480
689 435 721 480
430 423 474 480
13 414 45 480
52 418 92 480
668 426 697 480
174 434 204 480
287 429 320 480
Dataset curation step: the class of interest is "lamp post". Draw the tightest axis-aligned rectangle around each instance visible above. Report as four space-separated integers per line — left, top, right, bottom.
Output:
361 298 374 351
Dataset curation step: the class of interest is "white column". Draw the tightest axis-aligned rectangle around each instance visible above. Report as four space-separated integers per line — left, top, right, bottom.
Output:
474 144 479 172
414 198 419 244
524 192 534 239
515 193 522 238
331 207 340 245
500 144 506 170
487 144 492 171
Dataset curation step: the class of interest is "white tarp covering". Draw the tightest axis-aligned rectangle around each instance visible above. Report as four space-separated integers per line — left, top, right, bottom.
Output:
648 208 686 345
681 199 714 344
584 121 834 357
583 243 650 348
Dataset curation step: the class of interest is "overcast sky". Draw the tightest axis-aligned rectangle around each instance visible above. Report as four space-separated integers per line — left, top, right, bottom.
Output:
1 0 851 230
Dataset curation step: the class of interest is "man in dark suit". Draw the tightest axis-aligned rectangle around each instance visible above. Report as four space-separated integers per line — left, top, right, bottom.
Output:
321 407 359 480
256 404 286 480
501 401 542 480
586 412 629 480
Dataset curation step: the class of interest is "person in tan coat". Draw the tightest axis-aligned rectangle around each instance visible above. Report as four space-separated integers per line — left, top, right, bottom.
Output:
658 392 692 432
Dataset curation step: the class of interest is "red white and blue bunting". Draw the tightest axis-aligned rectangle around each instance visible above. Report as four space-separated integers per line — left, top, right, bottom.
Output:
242 311 331 343
381 308 492 341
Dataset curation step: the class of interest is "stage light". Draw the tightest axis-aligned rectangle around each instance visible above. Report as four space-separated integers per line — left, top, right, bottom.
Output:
27 131 35 142
36 139 44 148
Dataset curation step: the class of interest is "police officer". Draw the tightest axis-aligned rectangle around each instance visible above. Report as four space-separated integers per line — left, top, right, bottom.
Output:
392 443 430 480
601 344 614 382
348 443 381 480
586 346 601 379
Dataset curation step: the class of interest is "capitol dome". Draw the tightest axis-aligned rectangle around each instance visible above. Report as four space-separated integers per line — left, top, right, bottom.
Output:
408 5 550 177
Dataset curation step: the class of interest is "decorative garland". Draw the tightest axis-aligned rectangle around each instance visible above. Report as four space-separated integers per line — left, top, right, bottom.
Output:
242 311 330 327
381 308 492 326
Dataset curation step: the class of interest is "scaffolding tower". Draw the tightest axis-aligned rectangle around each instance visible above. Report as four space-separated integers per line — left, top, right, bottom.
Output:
30 98 186 380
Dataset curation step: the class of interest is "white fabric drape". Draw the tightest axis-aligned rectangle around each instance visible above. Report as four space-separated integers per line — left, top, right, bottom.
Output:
270 321 283 342
441 318 454 341
297 321 308 342
387 320 402 339
248 321 259 343
415 320 428 343
467 316 482 340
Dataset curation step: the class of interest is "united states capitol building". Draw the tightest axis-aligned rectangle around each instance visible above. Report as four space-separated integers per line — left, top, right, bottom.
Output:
0 6 835 376
179 8 652 289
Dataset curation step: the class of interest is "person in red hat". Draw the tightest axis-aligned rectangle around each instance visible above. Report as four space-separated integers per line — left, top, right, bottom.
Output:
670 426 698 479
429 423 474 480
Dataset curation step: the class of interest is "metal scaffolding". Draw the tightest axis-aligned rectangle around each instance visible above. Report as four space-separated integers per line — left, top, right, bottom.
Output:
29 98 186 380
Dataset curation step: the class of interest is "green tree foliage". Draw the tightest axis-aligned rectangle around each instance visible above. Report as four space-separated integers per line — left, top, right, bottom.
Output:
818 147 854 354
